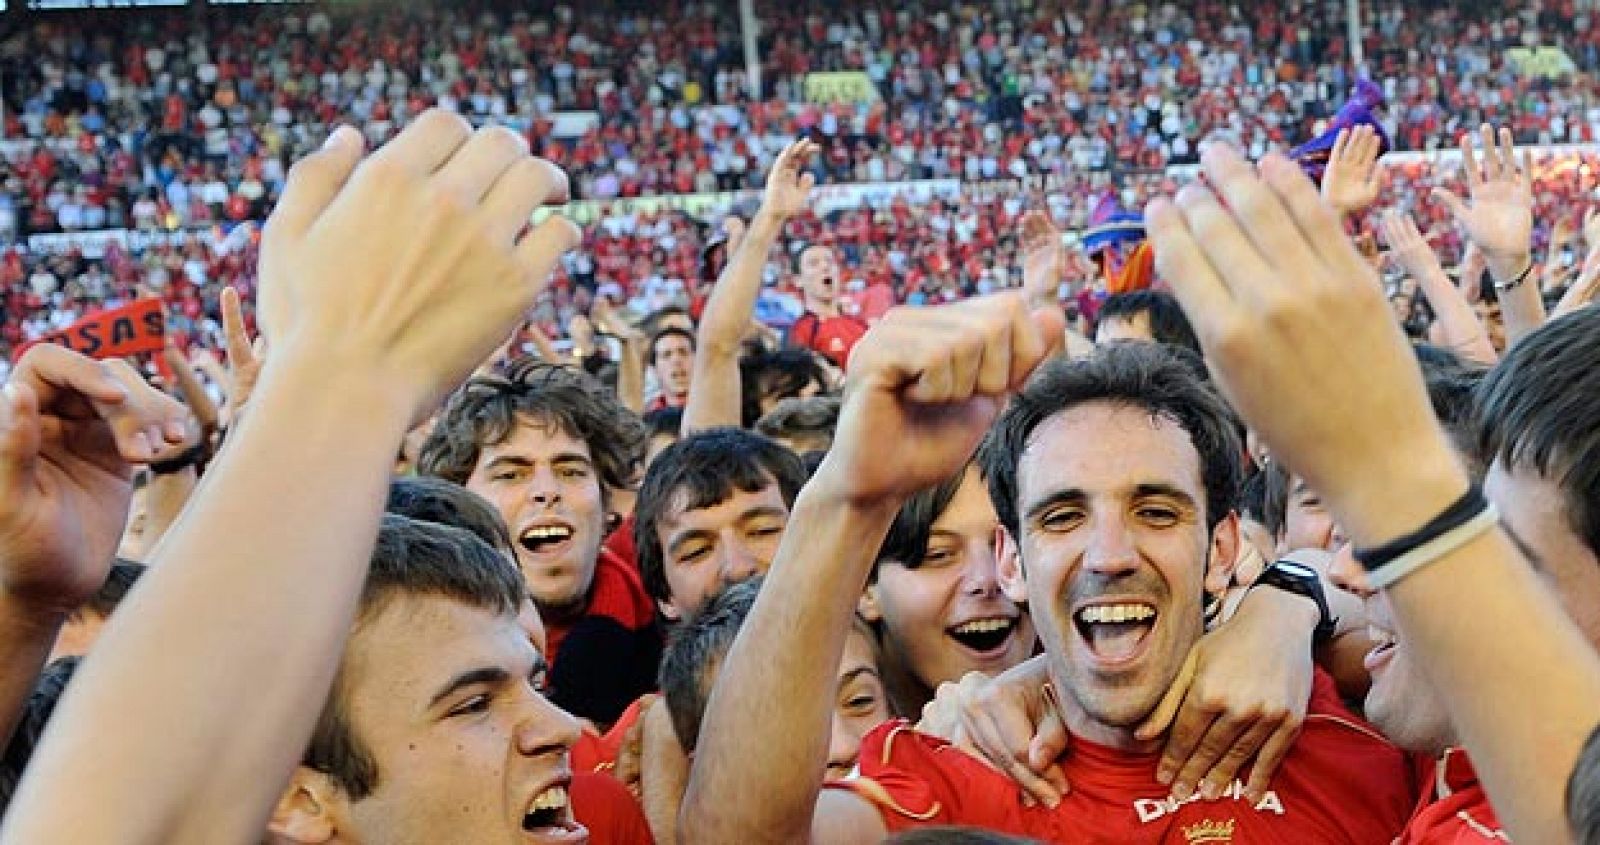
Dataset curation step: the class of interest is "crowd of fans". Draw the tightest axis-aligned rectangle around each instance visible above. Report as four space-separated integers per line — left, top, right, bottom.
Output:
6 0 1600 364
2 1 1600 842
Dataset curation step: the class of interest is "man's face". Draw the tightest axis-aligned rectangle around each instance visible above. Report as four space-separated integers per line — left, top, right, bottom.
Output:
332 596 586 844
657 479 789 620
870 466 1037 692
799 246 840 305
999 403 1230 744
1095 312 1153 345
826 627 891 781
651 334 694 401
1486 459 1600 646
467 419 607 618
1280 474 1344 554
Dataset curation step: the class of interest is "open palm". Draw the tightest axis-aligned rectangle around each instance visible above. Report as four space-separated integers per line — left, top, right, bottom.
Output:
1432 125 1534 262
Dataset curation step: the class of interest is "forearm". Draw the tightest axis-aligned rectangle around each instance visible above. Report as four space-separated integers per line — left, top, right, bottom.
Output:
1333 455 1600 844
616 338 644 414
1 358 409 844
1486 252 1547 344
1414 269 1497 365
0 600 63 753
683 212 782 433
680 477 899 842
140 468 197 554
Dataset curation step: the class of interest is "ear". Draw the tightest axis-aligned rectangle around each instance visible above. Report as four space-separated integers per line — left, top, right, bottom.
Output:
657 597 683 623
266 768 339 844
857 583 884 623
1204 512 1242 598
995 524 1028 605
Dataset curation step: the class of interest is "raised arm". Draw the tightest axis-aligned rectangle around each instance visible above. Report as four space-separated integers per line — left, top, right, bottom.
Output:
680 294 1062 842
0 111 579 844
593 297 646 413
1150 142 1600 845
0 347 187 751
682 138 818 433
1379 212 1498 365
1432 125 1545 344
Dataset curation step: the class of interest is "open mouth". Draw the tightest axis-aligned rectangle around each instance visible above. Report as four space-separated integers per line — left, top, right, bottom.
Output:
1364 626 1398 672
519 524 574 555
522 784 584 839
946 617 1018 654
1073 602 1157 663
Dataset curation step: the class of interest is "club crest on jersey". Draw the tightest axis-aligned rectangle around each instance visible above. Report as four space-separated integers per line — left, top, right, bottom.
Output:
1182 818 1237 843
1133 781 1285 823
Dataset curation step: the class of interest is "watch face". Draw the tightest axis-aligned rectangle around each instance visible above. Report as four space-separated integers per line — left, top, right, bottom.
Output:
1273 561 1318 580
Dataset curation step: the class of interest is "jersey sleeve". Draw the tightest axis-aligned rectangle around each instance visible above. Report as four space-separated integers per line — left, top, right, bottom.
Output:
826 720 1023 834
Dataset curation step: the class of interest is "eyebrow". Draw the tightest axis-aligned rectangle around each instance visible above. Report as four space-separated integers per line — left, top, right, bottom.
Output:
480 452 592 472
1022 483 1198 523
837 667 882 688
665 507 789 554
428 666 510 711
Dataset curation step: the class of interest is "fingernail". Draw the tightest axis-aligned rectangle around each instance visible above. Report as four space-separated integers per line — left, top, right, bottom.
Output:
1200 781 1221 801
1156 767 1174 786
1171 782 1193 801
132 431 152 458
165 420 188 441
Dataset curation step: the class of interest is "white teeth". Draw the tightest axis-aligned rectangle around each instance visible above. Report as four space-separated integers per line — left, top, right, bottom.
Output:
1367 627 1397 646
1077 604 1156 624
952 618 1014 635
529 785 568 813
521 526 573 541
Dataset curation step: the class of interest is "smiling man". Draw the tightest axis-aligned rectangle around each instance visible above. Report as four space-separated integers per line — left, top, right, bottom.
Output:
420 358 657 727
680 299 1414 843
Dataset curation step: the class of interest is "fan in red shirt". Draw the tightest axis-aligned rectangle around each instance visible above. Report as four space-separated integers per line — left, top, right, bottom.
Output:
787 243 867 369
680 300 1417 843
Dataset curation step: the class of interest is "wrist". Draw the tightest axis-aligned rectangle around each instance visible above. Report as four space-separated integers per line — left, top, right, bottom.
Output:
1234 583 1321 636
250 347 413 446
1325 447 1472 549
1485 251 1533 285
751 208 788 234
0 591 70 642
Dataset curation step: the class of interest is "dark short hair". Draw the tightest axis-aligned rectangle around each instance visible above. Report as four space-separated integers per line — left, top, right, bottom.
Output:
739 349 829 427
980 344 1242 539
659 576 763 752
634 429 806 603
1413 344 1488 472
872 466 971 581
644 305 695 337
0 657 81 814
302 515 526 800
754 395 841 448
418 357 647 502
1475 308 1600 556
1098 291 1202 359
644 406 685 441
883 829 1042 845
1258 460 1292 541
80 560 146 619
1237 469 1268 525
791 242 829 275
647 326 697 367
386 476 514 555
1570 722 1600 844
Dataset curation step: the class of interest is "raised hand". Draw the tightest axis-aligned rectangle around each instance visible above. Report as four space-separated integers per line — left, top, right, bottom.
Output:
818 293 1063 505
1020 210 1066 308
0 346 188 615
1584 208 1600 253
760 138 820 221
1321 126 1384 216
219 286 263 423
258 111 580 424
1148 144 1468 547
1379 211 1445 281
1431 125 1535 281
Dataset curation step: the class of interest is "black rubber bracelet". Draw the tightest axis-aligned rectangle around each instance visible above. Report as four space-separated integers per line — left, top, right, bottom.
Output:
1494 260 1536 292
1353 486 1488 572
149 443 205 476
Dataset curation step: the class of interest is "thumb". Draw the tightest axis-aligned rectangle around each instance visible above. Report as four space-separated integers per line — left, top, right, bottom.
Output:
1135 647 1199 741
0 382 43 497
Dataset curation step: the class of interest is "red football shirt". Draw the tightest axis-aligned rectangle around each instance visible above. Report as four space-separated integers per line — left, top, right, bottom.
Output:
835 671 1415 843
789 311 867 369
1396 748 1505 843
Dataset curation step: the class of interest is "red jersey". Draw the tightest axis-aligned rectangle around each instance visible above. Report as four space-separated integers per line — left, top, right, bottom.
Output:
572 694 651 775
1396 748 1505 843
788 311 867 369
570 771 654 844
835 672 1415 843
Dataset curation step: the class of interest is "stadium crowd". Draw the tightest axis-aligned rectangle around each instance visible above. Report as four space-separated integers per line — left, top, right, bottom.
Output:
2 2 1600 841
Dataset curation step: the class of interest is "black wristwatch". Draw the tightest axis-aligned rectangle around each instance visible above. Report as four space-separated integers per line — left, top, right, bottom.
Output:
1249 560 1338 645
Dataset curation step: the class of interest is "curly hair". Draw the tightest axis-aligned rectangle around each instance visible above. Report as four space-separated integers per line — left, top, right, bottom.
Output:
418 356 647 495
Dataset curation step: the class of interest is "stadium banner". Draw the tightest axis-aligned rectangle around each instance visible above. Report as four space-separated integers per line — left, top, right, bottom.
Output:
14 298 166 362
25 224 260 259
548 111 602 139
535 179 962 225
1506 46 1577 79
803 72 881 104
